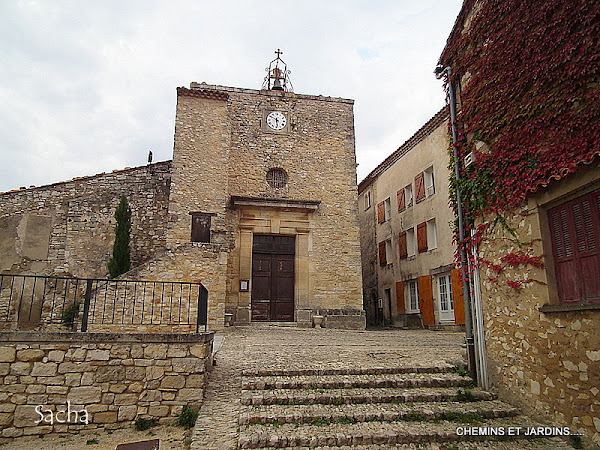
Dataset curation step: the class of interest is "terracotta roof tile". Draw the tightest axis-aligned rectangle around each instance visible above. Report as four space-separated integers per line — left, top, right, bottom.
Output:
177 87 229 101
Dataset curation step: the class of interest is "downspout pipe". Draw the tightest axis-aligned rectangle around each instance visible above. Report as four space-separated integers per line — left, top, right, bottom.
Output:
437 65 477 379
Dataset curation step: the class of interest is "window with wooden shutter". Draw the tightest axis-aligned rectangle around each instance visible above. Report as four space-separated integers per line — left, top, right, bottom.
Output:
398 231 408 259
415 172 426 203
190 212 212 243
548 190 600 305
377 202 385 223
397 189 406 212
417 222 428 253
378 241 387 266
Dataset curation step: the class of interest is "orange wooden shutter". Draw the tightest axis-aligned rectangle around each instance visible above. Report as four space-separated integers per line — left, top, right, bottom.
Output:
396 281 405 314
418 275 435 326
397 189 406 212
378 241 387 266
377 202 385 223
417 222 428 253
451 268 465 325
415 172 425 203
398 231 408 259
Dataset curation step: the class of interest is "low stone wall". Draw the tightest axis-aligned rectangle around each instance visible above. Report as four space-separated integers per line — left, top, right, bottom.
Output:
0 331 213 440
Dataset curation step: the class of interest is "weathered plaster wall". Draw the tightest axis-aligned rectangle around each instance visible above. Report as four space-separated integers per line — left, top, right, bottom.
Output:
358 110 456 327
0 162 171 278
477 165 600 447
0 331 212 440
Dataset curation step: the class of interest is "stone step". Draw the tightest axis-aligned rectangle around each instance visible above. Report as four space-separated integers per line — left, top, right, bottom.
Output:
242 365 456 377
241 372 472 391
272 439 574 449
237 417 575 449
238 399 520 426
240 386 495 406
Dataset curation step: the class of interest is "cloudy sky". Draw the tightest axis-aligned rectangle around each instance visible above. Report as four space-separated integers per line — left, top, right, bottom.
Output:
0 0 463 193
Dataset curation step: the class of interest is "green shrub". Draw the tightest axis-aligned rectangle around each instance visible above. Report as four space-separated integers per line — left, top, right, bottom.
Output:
177 405 199 429
61 301 80 328
135 417 158 431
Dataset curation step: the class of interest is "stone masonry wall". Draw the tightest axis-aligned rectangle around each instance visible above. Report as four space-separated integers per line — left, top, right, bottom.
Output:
168 84 364 328
0 331 213 440
0 162 171 278
477 167 600 447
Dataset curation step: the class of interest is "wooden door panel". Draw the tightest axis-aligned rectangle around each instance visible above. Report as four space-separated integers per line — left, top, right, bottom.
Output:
418 275 435 326
252 235 295 321
273 254 294 320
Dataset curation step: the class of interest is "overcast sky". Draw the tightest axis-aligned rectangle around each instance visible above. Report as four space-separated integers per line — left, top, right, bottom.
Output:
0 0 463 193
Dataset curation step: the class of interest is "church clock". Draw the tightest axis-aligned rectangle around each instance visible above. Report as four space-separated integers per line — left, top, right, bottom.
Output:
266 111 287 130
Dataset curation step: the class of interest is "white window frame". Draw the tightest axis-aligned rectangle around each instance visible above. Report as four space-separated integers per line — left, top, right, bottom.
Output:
407 280 419 312
436 273 454 322
424 166 435 197
426 218 437 250
405 184 413 208
385 239 393 265
364 190 372 210
406 227 416 257
384 198 392 221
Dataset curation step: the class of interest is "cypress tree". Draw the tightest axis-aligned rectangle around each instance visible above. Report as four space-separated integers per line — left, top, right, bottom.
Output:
107 195 131 278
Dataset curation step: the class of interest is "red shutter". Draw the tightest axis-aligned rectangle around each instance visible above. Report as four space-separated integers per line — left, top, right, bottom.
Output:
377 202 385 223
396 281 405 315
417 222 428 253
415 172 426 203
378 241 387 266
451 269 465 325
548 190 600 305
397 189 406 212
418 275 435 326
398 231 408 259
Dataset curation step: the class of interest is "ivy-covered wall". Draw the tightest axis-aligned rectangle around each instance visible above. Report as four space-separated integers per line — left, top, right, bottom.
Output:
440 0 600 446
440 0 599 222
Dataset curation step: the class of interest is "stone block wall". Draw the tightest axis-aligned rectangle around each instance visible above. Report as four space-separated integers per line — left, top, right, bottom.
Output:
171 84 364 327
0 162 171 278
477 167 600 447
0 331 213 440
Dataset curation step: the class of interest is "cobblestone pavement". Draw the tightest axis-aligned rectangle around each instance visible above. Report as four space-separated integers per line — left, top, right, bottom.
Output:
190 325 464 450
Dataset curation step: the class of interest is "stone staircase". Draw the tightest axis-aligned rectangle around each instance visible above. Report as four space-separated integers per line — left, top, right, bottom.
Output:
236 365 574 449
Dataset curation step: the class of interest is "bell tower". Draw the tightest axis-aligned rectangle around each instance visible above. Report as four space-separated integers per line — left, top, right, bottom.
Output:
262 49 293 92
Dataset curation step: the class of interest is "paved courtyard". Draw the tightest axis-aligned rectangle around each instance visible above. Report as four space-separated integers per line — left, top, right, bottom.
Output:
191 325 465 449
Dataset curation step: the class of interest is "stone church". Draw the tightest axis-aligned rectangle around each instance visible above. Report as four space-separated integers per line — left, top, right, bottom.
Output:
0 53 365 330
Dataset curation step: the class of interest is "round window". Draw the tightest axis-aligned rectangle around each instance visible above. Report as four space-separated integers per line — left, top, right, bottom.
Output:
266 168 288 189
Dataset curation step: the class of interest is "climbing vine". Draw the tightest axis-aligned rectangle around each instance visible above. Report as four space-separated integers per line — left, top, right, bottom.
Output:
440 0 600 287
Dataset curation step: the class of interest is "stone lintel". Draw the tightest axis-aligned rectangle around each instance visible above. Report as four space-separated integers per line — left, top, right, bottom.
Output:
539 304 600 313
230 196 320 211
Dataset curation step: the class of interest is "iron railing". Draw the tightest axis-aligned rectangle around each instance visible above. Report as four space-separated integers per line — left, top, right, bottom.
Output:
0 274 208 333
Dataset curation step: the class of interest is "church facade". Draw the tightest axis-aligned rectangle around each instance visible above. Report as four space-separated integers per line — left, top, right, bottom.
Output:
0 58 365 330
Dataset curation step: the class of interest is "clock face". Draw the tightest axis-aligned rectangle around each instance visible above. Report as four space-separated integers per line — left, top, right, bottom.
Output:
266 111 287 130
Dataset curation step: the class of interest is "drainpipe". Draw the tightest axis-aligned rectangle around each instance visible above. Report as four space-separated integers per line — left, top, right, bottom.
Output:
438 66 477 379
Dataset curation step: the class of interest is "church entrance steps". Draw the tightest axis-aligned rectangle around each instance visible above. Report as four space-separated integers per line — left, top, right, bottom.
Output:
190 327 572 450
240 372 474 391
237 366 574 449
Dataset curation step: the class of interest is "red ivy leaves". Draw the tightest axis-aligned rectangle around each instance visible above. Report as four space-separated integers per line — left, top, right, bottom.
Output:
500 252 544 269
441 0 600 213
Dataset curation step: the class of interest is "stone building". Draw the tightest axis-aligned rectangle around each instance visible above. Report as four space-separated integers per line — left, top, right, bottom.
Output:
438 0 600 445
358 109 465 328
0 54 365 330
